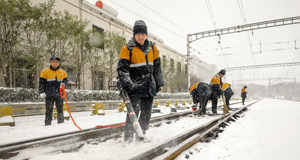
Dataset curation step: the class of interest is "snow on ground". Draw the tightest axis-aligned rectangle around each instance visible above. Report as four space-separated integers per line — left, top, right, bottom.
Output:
175 98 300 160
0 99 248 160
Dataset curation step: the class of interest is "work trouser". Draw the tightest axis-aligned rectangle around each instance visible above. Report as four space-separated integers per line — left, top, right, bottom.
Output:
242 97 246 105
211 98 218 113
225 95 231 109
45 96 64 125
198 96 209 115
124 96 153 141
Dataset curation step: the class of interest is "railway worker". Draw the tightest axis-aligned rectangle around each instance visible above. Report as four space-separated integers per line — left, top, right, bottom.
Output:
189 82 212 116
222 83 234 109
241 85 247 105
210 69 225 114
39 56 68 126
117 20 164 144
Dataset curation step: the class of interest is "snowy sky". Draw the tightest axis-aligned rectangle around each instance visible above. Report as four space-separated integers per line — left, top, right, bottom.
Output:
86 0 300 84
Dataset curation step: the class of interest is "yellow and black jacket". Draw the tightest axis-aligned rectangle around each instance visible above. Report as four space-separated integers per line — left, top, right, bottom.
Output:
117 37 164 97
210 73 223 99
222 83 234 98
39 66 68 97
241 88 247 98
189 82 212 104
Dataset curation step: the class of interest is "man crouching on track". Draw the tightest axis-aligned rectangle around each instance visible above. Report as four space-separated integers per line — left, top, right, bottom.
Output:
117 20 164 144
189 82 212 117
39 56 68 126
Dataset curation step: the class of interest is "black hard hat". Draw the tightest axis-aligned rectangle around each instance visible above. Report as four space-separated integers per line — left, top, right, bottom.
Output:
219 69 226 75
50 56 60 61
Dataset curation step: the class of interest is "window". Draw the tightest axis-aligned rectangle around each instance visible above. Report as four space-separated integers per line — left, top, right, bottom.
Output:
162 55 166 68
170 59 174 72
93 70 104 90
66 67 75 82
185 64 188 74
177 62 181 73
92 25 104 49
13 58 34 88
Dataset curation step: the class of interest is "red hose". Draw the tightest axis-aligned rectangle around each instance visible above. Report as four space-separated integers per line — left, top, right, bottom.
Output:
60 83 82 130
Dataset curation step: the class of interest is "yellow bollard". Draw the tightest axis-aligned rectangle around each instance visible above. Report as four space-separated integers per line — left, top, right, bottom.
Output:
189 100 193 105
154 101 160 108
175 100 179 107
0 106 15 126
119 102 127 112
92 103 105 115
166 100 171 107
182 100 186 106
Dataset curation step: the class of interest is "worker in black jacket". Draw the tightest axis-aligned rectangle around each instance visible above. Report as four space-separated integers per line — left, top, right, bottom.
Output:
189 82 212 116
222 83 234 109
117 20 164 144
39 56 68 126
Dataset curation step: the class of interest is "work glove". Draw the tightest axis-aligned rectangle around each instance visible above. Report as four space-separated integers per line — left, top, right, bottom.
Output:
131 81 147 91
156 87 162 93
40 93 46 98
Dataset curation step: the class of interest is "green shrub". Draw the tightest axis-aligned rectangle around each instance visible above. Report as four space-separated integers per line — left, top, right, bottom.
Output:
0 87 191 103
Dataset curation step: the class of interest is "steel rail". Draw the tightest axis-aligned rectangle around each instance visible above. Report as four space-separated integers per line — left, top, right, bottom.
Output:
0 100 247 159
127 100 259 160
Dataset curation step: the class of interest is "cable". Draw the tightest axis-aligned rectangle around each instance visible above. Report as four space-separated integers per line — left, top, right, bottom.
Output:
135 0 190 33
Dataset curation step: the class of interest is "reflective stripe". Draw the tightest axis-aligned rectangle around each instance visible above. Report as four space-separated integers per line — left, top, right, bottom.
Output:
130 62 153 68
57 79 63 82
47 79 56 81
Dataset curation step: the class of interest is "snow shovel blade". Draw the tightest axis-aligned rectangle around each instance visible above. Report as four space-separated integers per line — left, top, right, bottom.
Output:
222 94 229 113
117 81 145 140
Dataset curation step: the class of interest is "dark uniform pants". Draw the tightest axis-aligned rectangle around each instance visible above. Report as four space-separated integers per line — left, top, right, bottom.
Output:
124 96 153 141
225 95 231 109
242 97 246 105
45 96 64 125
211 98 218 113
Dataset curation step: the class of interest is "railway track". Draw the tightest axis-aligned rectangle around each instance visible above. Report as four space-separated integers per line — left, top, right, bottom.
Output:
0 100 251 159
129 100 259 160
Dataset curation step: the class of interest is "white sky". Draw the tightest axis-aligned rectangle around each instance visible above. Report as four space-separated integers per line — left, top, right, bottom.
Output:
86 0 300 84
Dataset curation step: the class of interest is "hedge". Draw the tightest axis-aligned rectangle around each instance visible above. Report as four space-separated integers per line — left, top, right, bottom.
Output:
0 87 191 103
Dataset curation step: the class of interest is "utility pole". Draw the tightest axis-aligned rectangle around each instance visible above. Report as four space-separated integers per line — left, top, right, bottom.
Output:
187 34 190 88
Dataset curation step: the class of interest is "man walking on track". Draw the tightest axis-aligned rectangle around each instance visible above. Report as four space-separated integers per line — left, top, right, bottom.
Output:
117 20 164 144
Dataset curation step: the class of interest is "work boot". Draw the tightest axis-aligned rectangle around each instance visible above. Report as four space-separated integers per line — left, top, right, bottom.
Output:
58 112 64 124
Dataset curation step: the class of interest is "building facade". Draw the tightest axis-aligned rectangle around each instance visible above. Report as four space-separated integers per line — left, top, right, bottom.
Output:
0 0 217 90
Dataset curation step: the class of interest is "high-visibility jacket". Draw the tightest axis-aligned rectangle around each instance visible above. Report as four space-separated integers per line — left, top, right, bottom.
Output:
189 82 211 104
210 73 222 86
210 73 223 99
117 38 164 97
39 66 68 97
241 88 247 98
222 83 234 98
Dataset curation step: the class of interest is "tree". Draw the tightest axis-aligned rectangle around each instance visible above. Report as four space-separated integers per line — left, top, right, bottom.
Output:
102 31 126 90
19 0 55 88
45 10 73 63
0 0 32 87
69 16 92 90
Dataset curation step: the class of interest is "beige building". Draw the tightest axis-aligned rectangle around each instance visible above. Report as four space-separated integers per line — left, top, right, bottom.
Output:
0 0 218 90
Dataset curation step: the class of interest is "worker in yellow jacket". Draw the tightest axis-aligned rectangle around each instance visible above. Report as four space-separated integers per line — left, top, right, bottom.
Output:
117 20 164 144
210 69 225 113
241 86 247 105
222 83 234 109
39 56 68 126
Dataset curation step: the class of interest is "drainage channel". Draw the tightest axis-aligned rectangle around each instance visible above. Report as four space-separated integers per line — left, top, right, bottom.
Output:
127 100 259 160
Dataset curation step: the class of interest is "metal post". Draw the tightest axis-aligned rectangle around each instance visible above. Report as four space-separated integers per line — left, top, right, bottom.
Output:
187 34 190 88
